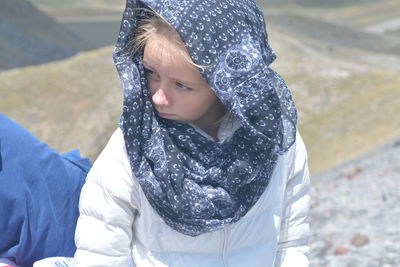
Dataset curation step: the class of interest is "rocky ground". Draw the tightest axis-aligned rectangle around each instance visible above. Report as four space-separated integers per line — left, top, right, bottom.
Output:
310 136 400 266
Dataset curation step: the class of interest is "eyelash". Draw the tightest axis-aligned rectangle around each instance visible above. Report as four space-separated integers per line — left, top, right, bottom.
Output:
144 68 192 91
176 82 190 90
144 68 157 78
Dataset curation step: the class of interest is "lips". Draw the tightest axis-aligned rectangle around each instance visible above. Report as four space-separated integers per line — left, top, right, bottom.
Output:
156 111 174 118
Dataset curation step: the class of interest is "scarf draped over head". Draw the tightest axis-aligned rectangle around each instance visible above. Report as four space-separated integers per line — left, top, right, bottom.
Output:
113 0 297 236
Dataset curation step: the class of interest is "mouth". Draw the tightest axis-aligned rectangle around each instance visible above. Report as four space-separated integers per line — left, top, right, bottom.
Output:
156 111 174 119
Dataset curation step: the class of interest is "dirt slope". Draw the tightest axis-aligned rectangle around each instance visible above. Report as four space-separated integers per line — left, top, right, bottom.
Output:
0 0 93 70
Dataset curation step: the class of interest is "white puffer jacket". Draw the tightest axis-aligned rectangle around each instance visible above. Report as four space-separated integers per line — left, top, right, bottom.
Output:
73 124 310 267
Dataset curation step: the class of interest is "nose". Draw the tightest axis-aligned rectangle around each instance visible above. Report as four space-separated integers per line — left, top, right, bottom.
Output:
151 86 171 107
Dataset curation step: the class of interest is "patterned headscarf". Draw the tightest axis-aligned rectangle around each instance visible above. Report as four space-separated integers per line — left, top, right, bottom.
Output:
113 0 297 236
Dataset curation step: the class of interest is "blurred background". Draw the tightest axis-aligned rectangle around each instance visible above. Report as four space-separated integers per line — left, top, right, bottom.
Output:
1 0 399 266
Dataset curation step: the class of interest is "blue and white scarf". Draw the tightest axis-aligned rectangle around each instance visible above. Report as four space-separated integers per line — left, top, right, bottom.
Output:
113 0 297 236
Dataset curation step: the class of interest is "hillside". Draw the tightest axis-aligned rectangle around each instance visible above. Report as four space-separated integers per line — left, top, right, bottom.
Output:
262 5 400 172
0 47 122 162
0 0 93 70
259 0 400 40
261 0 375 6
267 13 400 56
274 0 400 32
1 1 399 173
268 34 400 172
30 0 124 18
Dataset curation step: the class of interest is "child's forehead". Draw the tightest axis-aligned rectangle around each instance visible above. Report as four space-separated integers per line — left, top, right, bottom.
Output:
143 33 189 65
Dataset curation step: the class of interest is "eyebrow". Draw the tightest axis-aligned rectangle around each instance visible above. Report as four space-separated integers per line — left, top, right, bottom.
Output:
142 60 201 87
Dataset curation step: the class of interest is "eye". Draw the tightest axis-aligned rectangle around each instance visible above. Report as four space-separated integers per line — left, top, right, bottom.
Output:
144 68 158 80
176 82 191 91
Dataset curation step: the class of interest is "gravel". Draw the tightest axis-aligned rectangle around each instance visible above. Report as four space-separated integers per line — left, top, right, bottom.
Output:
310 136 400 267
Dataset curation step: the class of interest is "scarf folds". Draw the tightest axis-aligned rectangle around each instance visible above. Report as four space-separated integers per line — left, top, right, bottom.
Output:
113 0 297 236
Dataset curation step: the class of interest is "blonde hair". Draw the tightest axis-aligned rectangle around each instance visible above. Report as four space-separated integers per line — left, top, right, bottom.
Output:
131 8 204 70
131 8 233 128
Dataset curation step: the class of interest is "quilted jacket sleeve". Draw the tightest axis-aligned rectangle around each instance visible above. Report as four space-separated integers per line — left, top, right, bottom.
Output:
73 129 140 267
275 132 311 267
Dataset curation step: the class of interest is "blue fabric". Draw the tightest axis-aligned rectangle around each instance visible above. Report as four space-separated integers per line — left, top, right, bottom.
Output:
0 114 91 267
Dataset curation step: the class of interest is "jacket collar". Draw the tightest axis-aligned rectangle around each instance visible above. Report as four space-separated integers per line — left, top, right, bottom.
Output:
189 116 241 143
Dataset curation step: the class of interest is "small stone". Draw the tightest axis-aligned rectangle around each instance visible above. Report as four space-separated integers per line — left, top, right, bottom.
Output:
346 167 363 180
351 234 370 247
393 140 400 147
333 246 350 255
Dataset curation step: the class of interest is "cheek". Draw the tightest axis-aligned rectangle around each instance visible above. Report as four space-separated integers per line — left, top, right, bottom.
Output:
186 93 218 114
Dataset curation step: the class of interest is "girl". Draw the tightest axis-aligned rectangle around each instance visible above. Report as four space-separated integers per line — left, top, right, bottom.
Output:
36 0 310 266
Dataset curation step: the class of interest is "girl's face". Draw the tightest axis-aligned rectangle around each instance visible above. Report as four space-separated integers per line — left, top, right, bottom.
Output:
143 32 225 133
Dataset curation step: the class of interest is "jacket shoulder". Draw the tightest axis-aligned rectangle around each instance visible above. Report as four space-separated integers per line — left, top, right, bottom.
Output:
84 128 140 208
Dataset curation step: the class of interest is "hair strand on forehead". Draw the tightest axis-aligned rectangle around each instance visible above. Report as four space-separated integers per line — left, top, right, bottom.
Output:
130 8 209 71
